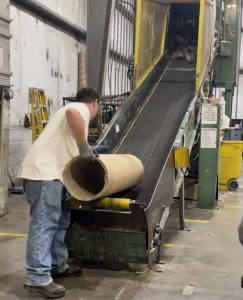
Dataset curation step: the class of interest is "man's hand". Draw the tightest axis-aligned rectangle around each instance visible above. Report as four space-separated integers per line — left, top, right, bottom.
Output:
78 143 95 161
92 145 109 157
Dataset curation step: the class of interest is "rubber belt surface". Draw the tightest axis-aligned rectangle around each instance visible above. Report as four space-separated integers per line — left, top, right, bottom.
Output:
115 60 195 205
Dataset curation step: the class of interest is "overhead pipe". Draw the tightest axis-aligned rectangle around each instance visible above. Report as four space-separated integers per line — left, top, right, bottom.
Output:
64 154 144 201
10 0 86 41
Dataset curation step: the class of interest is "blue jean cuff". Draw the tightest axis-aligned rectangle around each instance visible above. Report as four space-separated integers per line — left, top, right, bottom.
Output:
25 277 53 287
51 263 69 275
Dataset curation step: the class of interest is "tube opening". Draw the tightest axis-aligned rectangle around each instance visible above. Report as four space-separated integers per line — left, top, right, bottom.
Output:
70 158 105 195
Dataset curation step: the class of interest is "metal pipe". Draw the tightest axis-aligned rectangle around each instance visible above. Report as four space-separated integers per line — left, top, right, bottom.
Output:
118 7 122 94
179 177 185 230
0 96 10 217
108 6 115 95
125 1 130 91
10 0 86 41
114 5 119 94
115 0 134 23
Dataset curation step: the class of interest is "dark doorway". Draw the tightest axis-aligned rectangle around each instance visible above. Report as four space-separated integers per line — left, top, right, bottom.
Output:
166 3 200 57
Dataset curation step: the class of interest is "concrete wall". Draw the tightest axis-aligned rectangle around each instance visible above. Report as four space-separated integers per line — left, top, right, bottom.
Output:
9 0 87 185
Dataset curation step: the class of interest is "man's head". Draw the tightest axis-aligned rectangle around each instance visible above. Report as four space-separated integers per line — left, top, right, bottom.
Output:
76 87 100 119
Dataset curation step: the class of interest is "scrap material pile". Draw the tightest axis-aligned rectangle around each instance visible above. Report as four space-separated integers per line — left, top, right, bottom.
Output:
171 35 196 63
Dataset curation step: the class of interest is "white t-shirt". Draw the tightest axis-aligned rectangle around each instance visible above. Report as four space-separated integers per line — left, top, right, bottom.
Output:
18 102 90 183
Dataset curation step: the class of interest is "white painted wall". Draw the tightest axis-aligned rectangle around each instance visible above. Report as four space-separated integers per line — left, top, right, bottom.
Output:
9 1 87 185
233 5 243 118
37 0 87 30
236 75 243 117
235 29 243 118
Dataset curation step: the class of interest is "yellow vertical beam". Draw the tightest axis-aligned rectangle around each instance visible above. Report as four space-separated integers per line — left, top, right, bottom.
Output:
133 0 142 89
160 6 168 57
195 0 205 91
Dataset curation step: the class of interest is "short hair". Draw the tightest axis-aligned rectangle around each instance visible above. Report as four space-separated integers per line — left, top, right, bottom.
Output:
76 87 100 103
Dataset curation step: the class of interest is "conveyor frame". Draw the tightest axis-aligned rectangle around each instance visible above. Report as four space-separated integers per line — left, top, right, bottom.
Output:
66 57 199 266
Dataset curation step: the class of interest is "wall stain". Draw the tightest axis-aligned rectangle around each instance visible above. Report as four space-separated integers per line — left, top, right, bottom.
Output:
46 49 49 61
51 68 63 79
65 74 71 82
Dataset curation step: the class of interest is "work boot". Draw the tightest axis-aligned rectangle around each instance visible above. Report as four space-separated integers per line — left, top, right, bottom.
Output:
23 282 65 299
51 265 82 278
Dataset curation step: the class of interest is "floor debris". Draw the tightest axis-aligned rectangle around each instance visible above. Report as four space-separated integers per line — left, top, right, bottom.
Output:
182 284 196 296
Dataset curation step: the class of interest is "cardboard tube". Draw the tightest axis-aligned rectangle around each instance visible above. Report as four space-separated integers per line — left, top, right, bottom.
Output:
78 51 87 89
64 154 144 201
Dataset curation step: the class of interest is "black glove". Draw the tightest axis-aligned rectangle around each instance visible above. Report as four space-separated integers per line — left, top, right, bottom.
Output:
78 143 95 161
92 145 109 157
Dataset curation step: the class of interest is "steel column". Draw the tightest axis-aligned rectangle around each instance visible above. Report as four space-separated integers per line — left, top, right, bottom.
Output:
179 178 185 230
198 104 221 209
213 0 241 117
0 0 11 217
87 0 114 94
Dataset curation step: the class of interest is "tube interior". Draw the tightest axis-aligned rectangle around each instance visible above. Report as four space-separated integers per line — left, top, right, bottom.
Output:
70 159 105 195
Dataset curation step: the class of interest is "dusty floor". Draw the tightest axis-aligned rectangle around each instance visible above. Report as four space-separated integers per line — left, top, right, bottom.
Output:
1 178 243 300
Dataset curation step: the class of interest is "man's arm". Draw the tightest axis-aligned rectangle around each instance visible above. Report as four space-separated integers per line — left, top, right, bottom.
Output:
66 108 95 161
66 108 86 144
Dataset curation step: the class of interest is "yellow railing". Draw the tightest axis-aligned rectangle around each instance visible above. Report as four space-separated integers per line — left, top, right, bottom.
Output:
133 0 168 89
134 0 214 92
196 0 214 91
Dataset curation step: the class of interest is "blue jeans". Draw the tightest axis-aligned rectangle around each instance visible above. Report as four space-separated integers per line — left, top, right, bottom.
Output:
23 179 70 286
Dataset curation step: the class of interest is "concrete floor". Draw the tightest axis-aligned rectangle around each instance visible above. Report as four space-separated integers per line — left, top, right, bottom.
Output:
1 179 243 300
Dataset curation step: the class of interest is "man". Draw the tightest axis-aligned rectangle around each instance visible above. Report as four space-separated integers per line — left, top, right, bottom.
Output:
18 87 100 298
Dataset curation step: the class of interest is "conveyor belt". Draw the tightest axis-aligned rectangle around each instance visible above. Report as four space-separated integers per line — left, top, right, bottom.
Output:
114 59 195 205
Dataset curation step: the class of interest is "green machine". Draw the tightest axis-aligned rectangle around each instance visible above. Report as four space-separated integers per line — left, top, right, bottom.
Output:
214 0 241 118
65 0 242 266
198 0 241 208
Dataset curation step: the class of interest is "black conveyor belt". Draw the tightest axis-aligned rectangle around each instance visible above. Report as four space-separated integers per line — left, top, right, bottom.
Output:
115 59 195 205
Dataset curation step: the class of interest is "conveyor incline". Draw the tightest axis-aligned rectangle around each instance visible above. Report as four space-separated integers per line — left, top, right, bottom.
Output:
114 59 195 206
